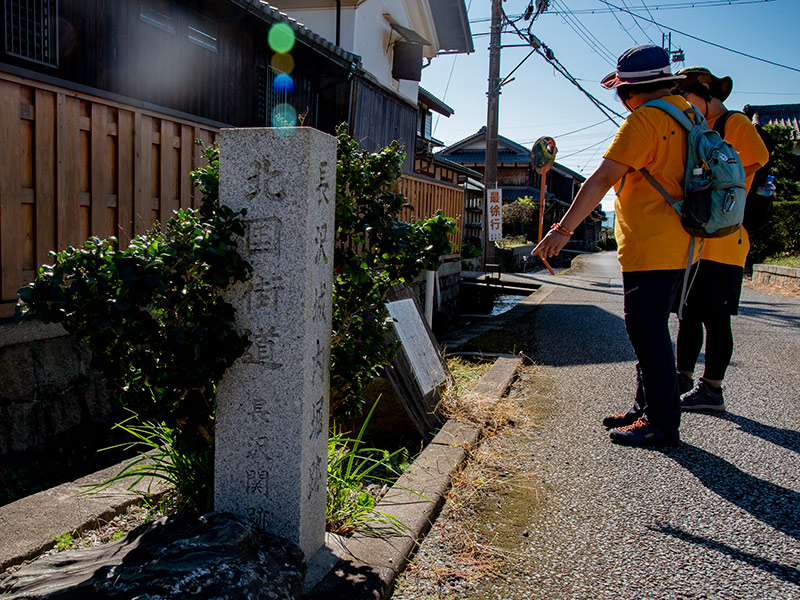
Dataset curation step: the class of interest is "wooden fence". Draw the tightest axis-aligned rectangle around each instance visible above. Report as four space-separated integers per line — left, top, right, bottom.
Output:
0 72 464 319
396 173 463 256
0 72 219 318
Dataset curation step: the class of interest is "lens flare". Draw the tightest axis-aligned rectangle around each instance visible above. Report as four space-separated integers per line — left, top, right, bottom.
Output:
271 53 295 74
273 74 295 94
268 23 295 53
272 103 297 128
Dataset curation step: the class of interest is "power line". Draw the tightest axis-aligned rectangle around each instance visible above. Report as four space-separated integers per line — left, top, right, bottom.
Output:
550 0 617 65
607 0 641 46
500 8 625 125
557 132 617 160
621 0 656 44
521 119 611 143
597 0 800 73
469 0 775 21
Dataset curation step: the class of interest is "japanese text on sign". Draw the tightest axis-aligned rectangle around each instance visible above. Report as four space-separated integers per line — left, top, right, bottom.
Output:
487 189 502 242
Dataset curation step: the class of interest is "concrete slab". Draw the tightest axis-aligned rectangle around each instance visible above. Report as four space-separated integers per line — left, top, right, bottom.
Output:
0 458 168 571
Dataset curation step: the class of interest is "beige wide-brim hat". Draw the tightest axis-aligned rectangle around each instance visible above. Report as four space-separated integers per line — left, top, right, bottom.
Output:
601 45 685 90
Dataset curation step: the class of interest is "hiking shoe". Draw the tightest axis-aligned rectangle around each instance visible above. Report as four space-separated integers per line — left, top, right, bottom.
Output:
602 412 639 429
681 379 726 412
609 418 679 446
678 372 694 395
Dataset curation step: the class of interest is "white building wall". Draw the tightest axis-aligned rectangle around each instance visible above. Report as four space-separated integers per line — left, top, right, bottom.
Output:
271 0 438 104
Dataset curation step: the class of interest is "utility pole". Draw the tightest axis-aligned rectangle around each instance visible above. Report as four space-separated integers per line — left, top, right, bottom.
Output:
483 0 502 271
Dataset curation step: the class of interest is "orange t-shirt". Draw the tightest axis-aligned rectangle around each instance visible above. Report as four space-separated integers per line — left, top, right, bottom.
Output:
700 112 770 267
604 95 698 272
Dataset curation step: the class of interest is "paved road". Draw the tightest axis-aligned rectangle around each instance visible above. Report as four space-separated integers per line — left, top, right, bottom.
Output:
394 252 800 599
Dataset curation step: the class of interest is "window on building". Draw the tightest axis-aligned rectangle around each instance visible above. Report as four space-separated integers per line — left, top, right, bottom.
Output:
188 11 217 52
140 0 175 34
4 0 59 67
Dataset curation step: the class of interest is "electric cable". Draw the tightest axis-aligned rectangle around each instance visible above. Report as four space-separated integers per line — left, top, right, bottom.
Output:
500 7 625 125
621 0 656 44
557 131 617 160
550 0 617 65
469 0 776 21
597 0 800 73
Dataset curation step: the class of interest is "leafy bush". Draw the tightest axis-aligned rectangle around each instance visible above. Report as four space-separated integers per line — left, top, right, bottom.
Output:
502 196 539 239
748 201 800 264
16 144 251 512
332 124 455 416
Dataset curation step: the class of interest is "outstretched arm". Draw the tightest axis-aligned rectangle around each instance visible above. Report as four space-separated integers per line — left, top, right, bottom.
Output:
533 157 629 259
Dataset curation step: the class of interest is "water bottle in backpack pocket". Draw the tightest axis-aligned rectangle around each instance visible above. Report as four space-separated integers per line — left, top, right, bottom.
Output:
639 100 747 239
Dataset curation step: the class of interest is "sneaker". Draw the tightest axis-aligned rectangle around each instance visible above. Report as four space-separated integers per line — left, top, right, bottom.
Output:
602 412 639 429
678 372 694 395
681 380 726 412
609 418 679 446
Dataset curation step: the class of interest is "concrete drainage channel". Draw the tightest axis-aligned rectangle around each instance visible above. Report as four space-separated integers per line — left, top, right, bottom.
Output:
0 356 521 600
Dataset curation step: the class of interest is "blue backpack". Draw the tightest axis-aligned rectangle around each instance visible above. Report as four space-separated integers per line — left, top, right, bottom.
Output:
640 99 747 238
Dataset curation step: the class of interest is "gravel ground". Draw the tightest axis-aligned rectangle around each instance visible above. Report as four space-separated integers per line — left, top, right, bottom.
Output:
393 253 800 600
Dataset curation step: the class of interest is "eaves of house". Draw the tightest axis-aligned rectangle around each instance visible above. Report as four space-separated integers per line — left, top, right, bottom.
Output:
744 103 800 141
238 0 362 68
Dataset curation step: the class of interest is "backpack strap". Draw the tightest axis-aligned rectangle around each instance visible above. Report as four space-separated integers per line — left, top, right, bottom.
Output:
641 99 697 132
640 168 677 206
711 110 737 139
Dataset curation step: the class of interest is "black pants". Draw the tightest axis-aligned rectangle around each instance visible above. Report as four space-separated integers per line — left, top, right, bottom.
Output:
622 269 684 440
675 259 742 381
676 314 734 381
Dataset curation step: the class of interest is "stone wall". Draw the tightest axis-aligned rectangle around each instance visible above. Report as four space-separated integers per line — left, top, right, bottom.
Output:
0 322 125 505
752 264 800 290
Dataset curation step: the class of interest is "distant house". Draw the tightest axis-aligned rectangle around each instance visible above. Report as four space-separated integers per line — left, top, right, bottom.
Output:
744 103 800 154
437 127 604 250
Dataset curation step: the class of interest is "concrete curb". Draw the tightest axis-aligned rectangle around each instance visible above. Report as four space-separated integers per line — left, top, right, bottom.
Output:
1 353 523 600
752 263 800 289
440 283 554 350
0 459 169 571
304 355 521 600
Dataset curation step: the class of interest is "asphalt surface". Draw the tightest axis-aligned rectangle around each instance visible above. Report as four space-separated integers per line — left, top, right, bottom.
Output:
393 252 800 600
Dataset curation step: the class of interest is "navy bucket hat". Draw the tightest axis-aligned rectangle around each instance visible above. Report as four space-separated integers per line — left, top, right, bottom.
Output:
601 45 685 90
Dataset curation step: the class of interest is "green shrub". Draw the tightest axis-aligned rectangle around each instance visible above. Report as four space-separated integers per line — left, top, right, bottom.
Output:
332 124 455 416
16 144 251 513
748 201 800 264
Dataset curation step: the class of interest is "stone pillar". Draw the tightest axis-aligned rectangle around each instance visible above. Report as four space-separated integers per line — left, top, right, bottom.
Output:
215 128 335 559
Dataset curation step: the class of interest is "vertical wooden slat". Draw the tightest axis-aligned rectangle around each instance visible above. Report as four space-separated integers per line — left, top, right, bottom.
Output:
134 112 150 236
57 94 81 250
180 125 193 209
160 120 177 224
35 89 56 268
91 103 109 238
117 109 134 246
0 80 23 299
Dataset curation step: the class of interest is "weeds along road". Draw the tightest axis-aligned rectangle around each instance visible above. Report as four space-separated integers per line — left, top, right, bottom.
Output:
392 252 800 600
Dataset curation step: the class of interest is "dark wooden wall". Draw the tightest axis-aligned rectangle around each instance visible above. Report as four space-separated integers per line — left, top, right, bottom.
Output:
350 77 417 173
1 0 353 131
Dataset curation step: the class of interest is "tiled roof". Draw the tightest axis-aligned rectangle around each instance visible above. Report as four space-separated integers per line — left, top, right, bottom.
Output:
438 151 530 164
252 1 361 66
744 103 800 140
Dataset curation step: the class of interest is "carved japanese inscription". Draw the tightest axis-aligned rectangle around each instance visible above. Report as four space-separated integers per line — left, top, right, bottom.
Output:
247 217 282 255
245 157 285 201
241 325 283 368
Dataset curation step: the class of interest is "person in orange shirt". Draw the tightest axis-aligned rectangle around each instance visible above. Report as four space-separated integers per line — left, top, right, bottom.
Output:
672 67 769 411
534 45 695 446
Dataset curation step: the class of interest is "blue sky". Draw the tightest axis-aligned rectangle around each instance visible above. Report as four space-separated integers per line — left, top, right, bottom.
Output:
421 0 800 211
